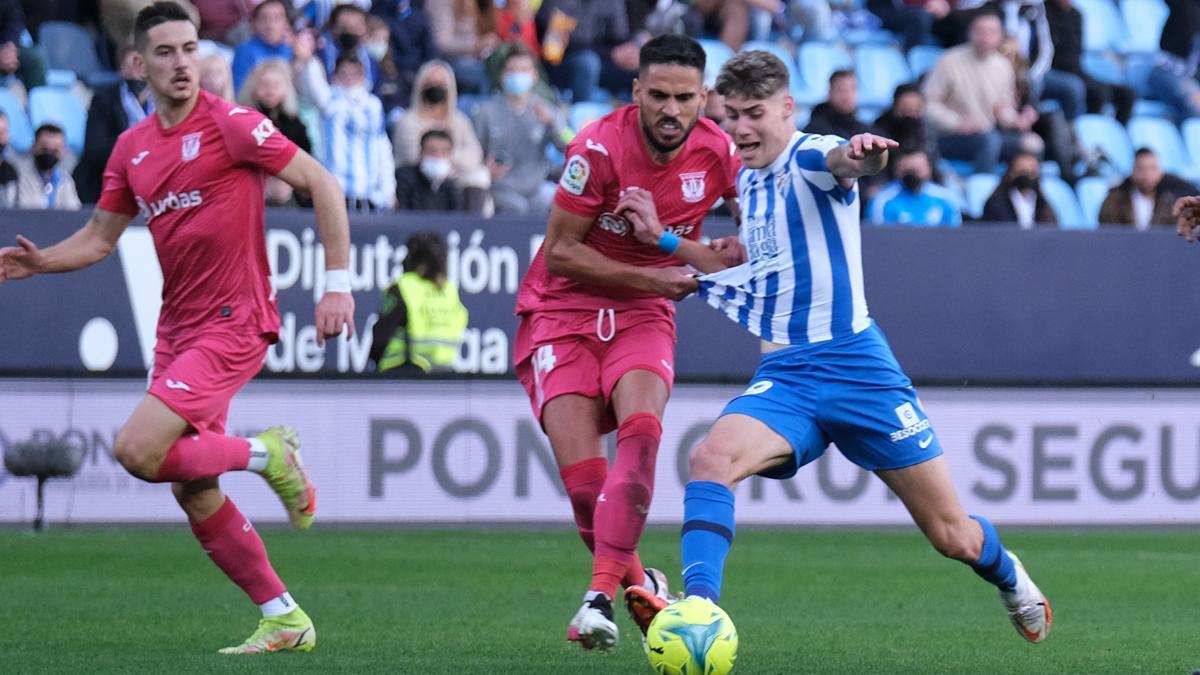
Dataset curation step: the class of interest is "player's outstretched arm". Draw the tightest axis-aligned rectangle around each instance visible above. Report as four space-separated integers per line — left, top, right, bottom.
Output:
0 208 132 284
544 202 698 301
826 133 900 187
616 188 736 273
1174 195 1200 242
275 149 355 346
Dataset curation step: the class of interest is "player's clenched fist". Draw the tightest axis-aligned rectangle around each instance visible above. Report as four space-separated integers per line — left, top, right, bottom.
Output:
315 291 355 346
617 187 664 246
1173 196 1200 242
0 235 44 283
645 265 698 301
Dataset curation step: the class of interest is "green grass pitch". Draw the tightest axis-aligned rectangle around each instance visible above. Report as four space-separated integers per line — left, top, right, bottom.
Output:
0 527 1194 674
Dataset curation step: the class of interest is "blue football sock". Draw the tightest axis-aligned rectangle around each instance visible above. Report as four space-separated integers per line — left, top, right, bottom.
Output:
680 480 736 603
969 515 1017 593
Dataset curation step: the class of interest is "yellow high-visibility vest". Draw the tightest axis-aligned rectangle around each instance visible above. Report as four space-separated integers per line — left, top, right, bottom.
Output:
378 273 468 373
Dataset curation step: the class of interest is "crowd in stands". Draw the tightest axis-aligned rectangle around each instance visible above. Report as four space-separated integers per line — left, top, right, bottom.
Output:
1 0 1198 229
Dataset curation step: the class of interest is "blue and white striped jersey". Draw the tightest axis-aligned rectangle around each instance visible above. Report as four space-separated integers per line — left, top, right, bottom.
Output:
321 86 395 209
698 132 872 346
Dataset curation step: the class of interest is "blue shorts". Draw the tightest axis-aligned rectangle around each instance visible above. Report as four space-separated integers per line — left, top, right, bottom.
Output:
721 323 943 477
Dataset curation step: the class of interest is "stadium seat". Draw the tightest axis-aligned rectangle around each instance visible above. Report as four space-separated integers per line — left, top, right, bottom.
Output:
906 45 944 79
698 39 734 87
44 69 77 89
1131 99 1173 119
795 41 852 106
0 88 33 153
1120 0 1169 53
1081 51 1124 86
1075 176 1113 225
742 40 808 103
1124 52 1158 97
28 87 86 155
569 101 612 132
1127 115 1192 175
1041 175 1088 228
855 44 911 109
39 21 104 83
965 173 999 219
1074 114 1134 175
1075 0 1129 53
1182 118 1200 174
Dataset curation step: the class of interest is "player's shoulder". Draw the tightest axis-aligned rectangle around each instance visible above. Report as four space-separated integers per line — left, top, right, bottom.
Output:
568 105 629 160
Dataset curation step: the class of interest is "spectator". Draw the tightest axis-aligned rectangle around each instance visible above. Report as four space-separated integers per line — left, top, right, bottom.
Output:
867 149 961 226
998 34 1078 182
924 12 1043 174
984 0 1084 121
14 124 80 210
369 231 469 375
74 47 153 203
1147 0 1200 119
474 45 570 215
198 52 235 100
230 0 292 93
191 0 255 43
0 110 18 207
496 0 541 56
426 0 501 95
1044 0 1135 124
100 0 201 53
393 60 490 210
315 52 395 212
369 0 436 107
807 69 873 140
296 0 371 32
1099 148 1200 229
0 0 45 90
395 129 466 212
536 0 640 102
366 15 405 116
981 150 1056 227
873 84 938 165
684 0 782 52
238 58 312 208
866 0 944 48
318 3 380 88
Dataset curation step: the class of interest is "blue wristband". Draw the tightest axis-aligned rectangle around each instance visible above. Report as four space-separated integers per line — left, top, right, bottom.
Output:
657 231 681 254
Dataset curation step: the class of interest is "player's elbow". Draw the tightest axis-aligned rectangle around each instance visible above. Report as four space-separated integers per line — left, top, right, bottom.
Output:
544 239 574 276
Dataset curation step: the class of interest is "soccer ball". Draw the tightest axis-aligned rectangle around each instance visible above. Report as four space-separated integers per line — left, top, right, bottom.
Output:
645 596 738 674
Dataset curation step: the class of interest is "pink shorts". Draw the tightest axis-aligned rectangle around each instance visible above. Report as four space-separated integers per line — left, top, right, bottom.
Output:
514 307 676 433
147 331 268 434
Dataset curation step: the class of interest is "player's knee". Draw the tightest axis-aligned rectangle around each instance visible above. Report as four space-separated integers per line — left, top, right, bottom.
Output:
928 521 981 562
113 431 162 480
689 440 737 484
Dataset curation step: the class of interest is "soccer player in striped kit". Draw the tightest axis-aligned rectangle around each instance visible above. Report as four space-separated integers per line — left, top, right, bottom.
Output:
624 50 1052 644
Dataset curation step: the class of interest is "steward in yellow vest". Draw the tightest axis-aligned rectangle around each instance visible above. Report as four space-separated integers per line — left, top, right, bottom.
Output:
369 232 468 373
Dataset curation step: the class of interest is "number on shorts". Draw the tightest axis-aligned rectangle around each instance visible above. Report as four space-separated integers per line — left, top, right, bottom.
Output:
535 345 557 374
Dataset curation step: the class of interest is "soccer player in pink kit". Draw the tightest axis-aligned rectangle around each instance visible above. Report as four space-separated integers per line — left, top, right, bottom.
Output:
513 34 742 651
0 2 353 654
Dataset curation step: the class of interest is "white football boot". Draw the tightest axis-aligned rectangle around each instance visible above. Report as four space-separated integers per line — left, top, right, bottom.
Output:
999 551 1052 643
567 593 619 651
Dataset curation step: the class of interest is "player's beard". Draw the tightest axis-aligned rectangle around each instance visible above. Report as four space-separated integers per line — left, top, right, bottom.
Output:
641 116 695 155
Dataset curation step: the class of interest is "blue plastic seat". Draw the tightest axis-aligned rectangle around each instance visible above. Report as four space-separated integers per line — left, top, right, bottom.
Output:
1081 52 1124 85
965 173 1000 219
855 44 911 109
1041 175 1089 228
1074 114 1134 175
742 40 808 103
1182 118 1200 175
28 87 87 155
698 39 734 87
0 88 33 153
1120 0 1169 53
569 102 613 133
1076 0 1129 53
1127 115 1191 175
794 41 852 106
38 21 104 83
906 45 944 79
1075 176 1113 225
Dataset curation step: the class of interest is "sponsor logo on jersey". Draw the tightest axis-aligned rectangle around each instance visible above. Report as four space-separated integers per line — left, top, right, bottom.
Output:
135 190 204 223
181 132 202 161
888 402 931 442
597 212 630 236
251 118 277 146
131 151 149 165
680 171 706 203
560 154 590 196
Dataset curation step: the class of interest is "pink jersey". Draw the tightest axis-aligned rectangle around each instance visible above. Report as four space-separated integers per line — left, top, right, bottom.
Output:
98 90 299 341
515 104 739 315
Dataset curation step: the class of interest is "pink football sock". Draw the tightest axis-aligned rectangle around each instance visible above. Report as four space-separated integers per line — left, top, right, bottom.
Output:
590 413 662 597
189 497 286 604
154 431 250 482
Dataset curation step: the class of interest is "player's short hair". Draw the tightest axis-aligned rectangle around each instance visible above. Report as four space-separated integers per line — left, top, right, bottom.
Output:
715 50 789 100
251 0 288 21
420 129 453 150
133 1 197 52
34 123 64 139
1134 147 1157 160
828 69 855 87
500 43 534 70
639 33 705 75
334 51 363 72
403 231 449 281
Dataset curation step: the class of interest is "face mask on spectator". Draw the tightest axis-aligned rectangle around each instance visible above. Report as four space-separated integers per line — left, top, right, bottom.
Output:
1011 174 1038 192
34 151 58 173
422 85 447 104
900 172 924 193
365 41 388 61
502 72 535 96
336 32 360 51
420 157 452 182
126 78 148 95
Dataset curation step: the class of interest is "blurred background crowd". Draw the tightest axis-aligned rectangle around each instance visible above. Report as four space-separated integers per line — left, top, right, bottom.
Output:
3 0 1199 230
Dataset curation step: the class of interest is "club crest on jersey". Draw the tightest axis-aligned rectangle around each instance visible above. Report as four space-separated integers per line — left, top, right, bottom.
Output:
560 154 590 196
181 132 202 161
680 171 706 203
597 212 630 236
